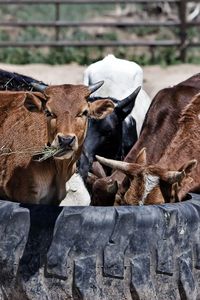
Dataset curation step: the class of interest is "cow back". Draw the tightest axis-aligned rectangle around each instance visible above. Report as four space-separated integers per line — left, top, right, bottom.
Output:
125 83 200 164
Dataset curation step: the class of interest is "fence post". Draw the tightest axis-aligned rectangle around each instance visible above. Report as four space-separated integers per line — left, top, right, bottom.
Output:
179 0 187 62
55 2 60 41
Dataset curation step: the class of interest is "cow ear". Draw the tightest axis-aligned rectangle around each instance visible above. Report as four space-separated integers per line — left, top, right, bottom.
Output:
107 180 118 194
24 92 45 112
89 99 115 119
161 171 184 184
135 148 146 166
162 159 197 184
178 159 197 175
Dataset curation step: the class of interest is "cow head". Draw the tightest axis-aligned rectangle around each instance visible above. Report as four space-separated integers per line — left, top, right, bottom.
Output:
95 148 197 205
30 82 115 161
78 86 141 179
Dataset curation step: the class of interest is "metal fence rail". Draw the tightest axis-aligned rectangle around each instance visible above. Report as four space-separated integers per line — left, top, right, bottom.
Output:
0 0 199 61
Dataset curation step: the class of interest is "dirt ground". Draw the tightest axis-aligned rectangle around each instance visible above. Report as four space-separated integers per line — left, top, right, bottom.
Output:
0 62 199 98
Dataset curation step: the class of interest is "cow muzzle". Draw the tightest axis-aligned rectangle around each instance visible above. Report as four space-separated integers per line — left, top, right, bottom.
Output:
58 135 76 149
52 134 78 159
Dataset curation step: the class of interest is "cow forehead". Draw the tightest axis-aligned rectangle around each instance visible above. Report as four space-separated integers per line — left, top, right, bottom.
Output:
45 84 90 114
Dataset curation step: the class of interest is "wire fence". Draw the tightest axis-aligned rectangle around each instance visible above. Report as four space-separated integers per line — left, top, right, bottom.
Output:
0 0 199 61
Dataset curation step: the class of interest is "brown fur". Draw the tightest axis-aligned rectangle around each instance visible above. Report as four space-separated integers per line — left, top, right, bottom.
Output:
114 163 195 205
158 92 200 199
0 86 114 204
92 73 200 205
96 92 200 205
0 92 47 200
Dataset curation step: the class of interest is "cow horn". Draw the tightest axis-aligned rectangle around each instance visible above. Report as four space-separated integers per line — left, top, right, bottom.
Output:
88 81 104 94
96 155 131 172
117 86 141 109
31 82 48 92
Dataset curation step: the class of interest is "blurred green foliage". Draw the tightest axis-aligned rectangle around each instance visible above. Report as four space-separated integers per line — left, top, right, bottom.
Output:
0 3 199 65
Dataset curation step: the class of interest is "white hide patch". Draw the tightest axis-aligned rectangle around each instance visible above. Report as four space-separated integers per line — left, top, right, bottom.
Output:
141 174 159 204
60 173 91 206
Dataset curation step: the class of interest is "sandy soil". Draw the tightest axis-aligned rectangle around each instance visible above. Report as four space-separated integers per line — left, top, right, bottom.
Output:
0 62 199 98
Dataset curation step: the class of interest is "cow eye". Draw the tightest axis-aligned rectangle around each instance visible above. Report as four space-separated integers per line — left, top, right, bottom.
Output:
82 109 89 117
77 109 89 118
44 109 56 118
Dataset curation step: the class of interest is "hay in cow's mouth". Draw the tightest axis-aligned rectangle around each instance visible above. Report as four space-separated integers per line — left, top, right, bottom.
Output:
0 145 71 161
0 145 62 161
32 146 64 162
33 146 73 161
0 145 45 157
53 148 73 158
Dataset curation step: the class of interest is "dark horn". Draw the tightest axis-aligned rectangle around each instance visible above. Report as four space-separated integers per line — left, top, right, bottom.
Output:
31 82 48 92
117 86 141 109
88 81 104 94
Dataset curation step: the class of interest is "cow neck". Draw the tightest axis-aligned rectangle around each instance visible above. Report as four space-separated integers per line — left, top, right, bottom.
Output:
53 155 76 181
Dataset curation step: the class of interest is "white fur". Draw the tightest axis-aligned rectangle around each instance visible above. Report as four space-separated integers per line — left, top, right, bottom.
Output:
60 173 91 206
83 54 151 137
141 174 159 204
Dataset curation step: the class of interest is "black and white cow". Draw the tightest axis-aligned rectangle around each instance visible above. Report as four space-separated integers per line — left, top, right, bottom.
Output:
83 54 151 154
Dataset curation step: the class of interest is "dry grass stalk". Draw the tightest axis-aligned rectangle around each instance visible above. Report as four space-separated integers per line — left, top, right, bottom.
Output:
0 145 60 162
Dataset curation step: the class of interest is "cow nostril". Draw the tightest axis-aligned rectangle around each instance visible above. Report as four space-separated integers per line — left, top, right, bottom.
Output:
58 135 76 148
69 136 76 145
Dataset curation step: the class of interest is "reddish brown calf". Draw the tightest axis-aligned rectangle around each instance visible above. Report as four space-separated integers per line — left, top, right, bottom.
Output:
96 92 200 205
92 73 200 205
0 83 115 204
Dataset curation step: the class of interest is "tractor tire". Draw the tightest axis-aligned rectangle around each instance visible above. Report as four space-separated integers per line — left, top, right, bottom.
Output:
1 194 200 300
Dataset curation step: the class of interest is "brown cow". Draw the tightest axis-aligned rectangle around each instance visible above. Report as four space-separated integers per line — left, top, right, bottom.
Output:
0 82 115 204
96 152 196 205
91 73 200 205
96 92 200 205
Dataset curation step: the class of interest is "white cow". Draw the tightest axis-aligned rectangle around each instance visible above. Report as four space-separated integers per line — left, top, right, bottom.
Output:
83 54 151 137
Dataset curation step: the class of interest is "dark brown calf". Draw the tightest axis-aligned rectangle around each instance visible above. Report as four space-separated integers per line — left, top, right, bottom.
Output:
92 73 200 205
96 92 200 205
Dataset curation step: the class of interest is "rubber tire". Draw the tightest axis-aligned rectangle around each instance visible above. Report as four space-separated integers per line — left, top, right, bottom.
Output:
1 194 200 299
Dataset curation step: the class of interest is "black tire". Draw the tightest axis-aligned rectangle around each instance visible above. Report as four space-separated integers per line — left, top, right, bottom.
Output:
1 194 200 300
